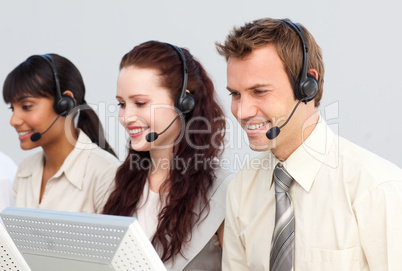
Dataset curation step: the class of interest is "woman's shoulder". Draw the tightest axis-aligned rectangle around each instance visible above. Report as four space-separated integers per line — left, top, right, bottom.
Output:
76 130 120 166
213 168 235 192
16 151 44 176
215 168 235 185
207 168 235 204
86 147 120 166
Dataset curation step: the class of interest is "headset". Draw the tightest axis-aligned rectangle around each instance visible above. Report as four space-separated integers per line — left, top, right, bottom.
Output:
166 43 195 116
144 43 195 143
282 20 318 103
266 21 319 140
35 54 76 116
28 54 76 142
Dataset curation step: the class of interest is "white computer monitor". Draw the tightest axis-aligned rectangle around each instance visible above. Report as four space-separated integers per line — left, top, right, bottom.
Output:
0 220 31 271
0 207 166 271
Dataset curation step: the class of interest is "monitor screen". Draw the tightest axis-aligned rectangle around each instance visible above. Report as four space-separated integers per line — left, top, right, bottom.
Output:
0 220 31 271
0 207 166 271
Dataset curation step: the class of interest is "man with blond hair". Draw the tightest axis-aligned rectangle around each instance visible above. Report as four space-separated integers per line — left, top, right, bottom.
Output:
216 18 402 270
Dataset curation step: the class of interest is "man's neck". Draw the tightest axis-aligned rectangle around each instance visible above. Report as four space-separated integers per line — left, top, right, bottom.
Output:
272 110 320 161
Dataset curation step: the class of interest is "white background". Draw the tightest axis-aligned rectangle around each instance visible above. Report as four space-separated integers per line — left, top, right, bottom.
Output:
1 0 401 169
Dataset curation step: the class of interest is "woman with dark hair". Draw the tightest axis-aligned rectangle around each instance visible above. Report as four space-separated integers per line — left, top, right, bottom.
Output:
3 54 120 213
103 41 232 270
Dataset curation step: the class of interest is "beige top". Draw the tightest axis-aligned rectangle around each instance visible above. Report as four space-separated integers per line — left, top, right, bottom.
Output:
135 169 234 271
136 181 164 239
13 130 120 214
223 118 402 270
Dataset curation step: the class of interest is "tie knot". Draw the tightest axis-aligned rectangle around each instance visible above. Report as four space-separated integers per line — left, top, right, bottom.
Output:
273 163 294 193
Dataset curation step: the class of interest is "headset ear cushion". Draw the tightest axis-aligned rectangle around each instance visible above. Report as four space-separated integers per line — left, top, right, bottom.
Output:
177 92 195 114
301 74 318 102
54 94 76 116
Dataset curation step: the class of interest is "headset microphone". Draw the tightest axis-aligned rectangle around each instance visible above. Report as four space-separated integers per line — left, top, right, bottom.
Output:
266 20 319 140
30 113 64 142
266 98 305 140
144 43 195 143
28 54 75 142
145 114 182 143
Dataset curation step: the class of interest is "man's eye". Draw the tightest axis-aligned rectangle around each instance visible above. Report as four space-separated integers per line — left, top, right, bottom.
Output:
254 89 267 95
229 92 240 97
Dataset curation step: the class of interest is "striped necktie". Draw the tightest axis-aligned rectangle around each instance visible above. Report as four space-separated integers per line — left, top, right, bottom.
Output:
270 163 295 271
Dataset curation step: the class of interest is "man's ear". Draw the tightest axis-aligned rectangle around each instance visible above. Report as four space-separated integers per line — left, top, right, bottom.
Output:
308 69 318 80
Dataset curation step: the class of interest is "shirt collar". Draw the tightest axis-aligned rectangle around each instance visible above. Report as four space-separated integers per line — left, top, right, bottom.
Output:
57 130 95 189
16 130 96 190
281 116 335 192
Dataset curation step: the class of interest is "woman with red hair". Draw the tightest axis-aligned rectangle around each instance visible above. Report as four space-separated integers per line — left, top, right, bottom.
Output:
103 40 232 270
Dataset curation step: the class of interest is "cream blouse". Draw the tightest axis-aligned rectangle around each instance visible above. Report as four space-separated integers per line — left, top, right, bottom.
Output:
13 130 120 214
134 169 234 271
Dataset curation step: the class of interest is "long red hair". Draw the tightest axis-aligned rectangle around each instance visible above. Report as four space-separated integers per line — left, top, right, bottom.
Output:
103 41 226 262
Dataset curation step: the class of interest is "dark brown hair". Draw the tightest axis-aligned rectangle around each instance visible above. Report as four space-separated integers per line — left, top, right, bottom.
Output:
102 41 226 262
2 54 116 157
216 18 325 107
